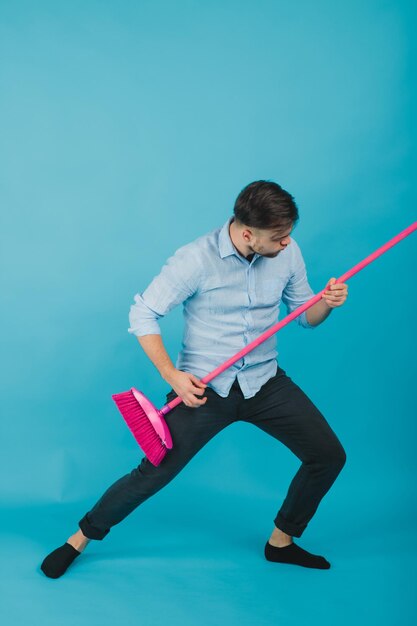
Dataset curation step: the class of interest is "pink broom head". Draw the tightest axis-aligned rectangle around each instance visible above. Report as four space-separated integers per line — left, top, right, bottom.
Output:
111 388 173 467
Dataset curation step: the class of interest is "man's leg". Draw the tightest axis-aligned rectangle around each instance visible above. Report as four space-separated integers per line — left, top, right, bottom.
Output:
40 384 240 578
78 387 234 539
240 366 346 568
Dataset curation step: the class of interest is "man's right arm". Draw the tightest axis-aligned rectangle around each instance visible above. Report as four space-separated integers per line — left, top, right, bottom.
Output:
135 333 207 407
135 334 176 383
128 244 207 407
128 243 201 340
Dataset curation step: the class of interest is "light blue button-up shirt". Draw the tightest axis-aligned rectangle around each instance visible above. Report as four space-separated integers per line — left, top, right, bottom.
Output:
128 215 316 399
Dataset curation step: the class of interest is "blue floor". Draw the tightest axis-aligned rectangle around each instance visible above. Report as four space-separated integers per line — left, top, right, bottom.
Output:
3 486 416 626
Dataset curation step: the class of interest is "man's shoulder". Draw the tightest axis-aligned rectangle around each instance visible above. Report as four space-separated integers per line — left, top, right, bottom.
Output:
278 237 302 276
288 237 303 262
175 225 221 258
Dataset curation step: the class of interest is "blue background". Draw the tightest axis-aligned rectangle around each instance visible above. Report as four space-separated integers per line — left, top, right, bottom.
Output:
1 0 416 624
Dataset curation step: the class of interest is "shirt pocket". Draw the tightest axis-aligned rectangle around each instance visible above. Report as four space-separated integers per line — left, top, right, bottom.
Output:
256 276 286 307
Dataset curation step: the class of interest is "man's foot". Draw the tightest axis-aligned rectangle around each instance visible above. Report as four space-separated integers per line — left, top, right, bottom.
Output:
40 530 90 579
264 540 331 569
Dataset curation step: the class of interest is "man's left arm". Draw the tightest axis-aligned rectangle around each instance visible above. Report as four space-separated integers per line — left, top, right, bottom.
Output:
306 277 349 327
281 238 349 329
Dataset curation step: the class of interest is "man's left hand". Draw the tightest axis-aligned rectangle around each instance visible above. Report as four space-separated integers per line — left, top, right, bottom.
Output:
322 277 348 308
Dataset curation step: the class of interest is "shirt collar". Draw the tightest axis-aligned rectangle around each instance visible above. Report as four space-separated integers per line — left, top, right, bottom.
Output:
218 215 260 262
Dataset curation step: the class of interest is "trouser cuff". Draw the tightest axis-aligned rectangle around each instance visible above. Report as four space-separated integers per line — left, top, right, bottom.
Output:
274 513 306 538
78 513 110 540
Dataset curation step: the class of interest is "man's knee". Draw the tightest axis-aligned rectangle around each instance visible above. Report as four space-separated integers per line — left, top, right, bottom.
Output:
326 440 347 473
308 433 347 473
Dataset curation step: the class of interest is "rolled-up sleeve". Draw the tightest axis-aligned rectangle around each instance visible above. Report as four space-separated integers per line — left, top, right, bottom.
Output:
281 239 316 330
128 243 202 337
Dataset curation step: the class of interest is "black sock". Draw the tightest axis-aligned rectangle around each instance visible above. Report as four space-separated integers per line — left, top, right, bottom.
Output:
40 542 81 578
264 540 330 569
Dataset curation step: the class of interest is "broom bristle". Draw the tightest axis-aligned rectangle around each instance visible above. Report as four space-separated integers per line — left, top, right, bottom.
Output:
112 390 167 466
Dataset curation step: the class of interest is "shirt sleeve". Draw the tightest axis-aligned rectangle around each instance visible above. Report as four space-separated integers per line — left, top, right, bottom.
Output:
127 243 202 337
281 238 316 330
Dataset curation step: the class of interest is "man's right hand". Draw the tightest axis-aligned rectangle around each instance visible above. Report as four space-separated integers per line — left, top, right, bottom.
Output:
164 369 208 408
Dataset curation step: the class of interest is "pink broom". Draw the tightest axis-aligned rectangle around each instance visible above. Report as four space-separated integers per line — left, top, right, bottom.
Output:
112 221 417 466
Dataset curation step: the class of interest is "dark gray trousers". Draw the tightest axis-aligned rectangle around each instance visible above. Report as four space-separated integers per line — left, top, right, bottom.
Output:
78 366 346 540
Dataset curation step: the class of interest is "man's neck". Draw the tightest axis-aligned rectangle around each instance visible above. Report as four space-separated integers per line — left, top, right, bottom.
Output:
229 218 252 259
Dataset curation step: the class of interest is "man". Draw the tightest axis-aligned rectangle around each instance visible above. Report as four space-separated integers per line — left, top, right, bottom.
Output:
41 180 348 578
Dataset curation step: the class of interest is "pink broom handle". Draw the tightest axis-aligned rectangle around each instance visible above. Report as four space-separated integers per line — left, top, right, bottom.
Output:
160 221 417 415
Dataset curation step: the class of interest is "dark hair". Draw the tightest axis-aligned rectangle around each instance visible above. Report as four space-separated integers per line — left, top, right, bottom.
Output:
233 180 299 231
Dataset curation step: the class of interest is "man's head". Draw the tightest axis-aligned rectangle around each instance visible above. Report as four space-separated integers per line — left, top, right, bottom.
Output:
232 180 298 258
